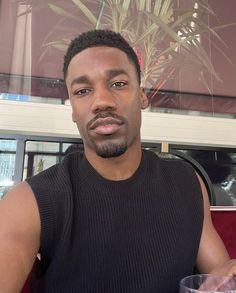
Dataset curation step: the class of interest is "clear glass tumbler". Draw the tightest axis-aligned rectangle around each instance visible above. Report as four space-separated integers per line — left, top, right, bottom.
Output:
179 274 236 293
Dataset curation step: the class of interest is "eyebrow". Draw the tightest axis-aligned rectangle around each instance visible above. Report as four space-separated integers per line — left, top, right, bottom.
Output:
106 69 128 80
70 69 129 88
70 75 90 88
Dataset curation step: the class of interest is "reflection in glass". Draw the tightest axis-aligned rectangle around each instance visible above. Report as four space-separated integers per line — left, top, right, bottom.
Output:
23 141 60 179
0 140 16 199
23 141 84 179
176 149 236 206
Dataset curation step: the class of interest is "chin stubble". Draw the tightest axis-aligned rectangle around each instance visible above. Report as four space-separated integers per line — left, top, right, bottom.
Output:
95 142 127 158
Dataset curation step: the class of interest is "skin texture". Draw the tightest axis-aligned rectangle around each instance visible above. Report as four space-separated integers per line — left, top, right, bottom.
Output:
195 174 230 273
0 45 235 292
66 47 148 180
0 181 40 293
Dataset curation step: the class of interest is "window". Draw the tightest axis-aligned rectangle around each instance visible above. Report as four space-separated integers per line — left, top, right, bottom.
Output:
0 139 16 199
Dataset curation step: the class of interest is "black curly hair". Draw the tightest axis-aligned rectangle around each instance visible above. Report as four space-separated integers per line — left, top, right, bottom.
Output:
63 30 141 84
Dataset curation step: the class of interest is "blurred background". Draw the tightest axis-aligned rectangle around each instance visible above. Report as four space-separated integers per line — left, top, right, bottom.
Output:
0 0 236 206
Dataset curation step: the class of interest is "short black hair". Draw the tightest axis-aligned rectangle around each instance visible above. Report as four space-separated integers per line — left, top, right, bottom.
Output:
63 30 141 84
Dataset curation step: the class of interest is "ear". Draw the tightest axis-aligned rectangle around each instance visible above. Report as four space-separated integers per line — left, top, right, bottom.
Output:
140 88 149 109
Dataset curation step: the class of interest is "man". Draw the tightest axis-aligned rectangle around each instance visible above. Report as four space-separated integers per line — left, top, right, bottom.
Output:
0 30 235 292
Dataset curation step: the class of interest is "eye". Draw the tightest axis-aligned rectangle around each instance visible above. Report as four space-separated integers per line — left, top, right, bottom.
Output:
74 88 91 96
111 81 127 88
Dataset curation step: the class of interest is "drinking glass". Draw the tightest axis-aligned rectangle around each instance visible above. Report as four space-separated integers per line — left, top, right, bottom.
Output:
179 274 236 292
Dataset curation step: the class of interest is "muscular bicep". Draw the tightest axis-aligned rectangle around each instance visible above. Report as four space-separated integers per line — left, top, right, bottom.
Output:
0 181 40 292
196 174 230 273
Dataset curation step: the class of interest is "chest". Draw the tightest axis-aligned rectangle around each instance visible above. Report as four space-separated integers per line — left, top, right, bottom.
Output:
46 187 201 292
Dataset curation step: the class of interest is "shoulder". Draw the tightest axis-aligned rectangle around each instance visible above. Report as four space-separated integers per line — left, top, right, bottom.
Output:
26 151 84 191
0 182 40 290
23 152 84 256
0 181 40 252
0 182 40 239
144 149 202 200
143 149 197 177
0 181 39 216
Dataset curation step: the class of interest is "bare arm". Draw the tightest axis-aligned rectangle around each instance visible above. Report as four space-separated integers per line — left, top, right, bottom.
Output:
196 174 236 275
0 181 40 292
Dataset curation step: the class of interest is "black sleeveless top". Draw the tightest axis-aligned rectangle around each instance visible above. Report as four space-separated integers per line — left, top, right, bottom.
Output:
26 150 203 293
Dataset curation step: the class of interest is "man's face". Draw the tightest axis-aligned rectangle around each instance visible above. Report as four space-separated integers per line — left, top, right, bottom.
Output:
66 46 148 158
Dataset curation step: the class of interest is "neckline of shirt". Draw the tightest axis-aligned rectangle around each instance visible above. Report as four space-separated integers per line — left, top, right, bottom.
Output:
79 150 148 192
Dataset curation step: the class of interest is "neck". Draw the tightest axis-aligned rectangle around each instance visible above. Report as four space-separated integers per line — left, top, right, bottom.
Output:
84 146 142 181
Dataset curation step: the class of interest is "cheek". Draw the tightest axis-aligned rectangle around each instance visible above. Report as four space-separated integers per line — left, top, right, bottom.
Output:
130 101 142 126
71 104 90 132
74 117 87 140
71 100 87 121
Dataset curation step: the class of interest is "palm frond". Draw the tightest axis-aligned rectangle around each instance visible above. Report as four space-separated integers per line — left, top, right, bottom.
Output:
21 0 235 92
48 4 80 22
71 0 98 25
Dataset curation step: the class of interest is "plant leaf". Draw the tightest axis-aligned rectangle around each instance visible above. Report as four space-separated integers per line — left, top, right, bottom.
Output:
48 4 80 22
71 0 98 25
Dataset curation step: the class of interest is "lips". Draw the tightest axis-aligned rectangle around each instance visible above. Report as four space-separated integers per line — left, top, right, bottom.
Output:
89 116 124 135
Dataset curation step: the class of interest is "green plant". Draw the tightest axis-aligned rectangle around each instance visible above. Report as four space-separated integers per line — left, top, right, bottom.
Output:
16 0 235 96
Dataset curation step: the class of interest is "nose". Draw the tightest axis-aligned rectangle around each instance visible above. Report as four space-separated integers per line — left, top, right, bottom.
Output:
91 85 117 113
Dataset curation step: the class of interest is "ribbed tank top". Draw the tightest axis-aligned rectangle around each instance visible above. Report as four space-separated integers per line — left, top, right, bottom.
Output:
26 150 203 293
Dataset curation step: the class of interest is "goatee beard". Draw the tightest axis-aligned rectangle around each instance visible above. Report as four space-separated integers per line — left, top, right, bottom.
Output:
95 142 127 158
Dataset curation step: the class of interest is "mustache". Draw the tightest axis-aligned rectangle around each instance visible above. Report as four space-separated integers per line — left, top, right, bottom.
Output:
87 112 126 129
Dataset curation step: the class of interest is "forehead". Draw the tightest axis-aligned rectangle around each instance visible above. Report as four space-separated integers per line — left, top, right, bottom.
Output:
66 46 136 80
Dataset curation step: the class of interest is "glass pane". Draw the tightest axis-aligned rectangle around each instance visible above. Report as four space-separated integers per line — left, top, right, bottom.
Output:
174 149 236 206
23 141 61 179
1 0 236 117
0 140 16 199
25 141 59 153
